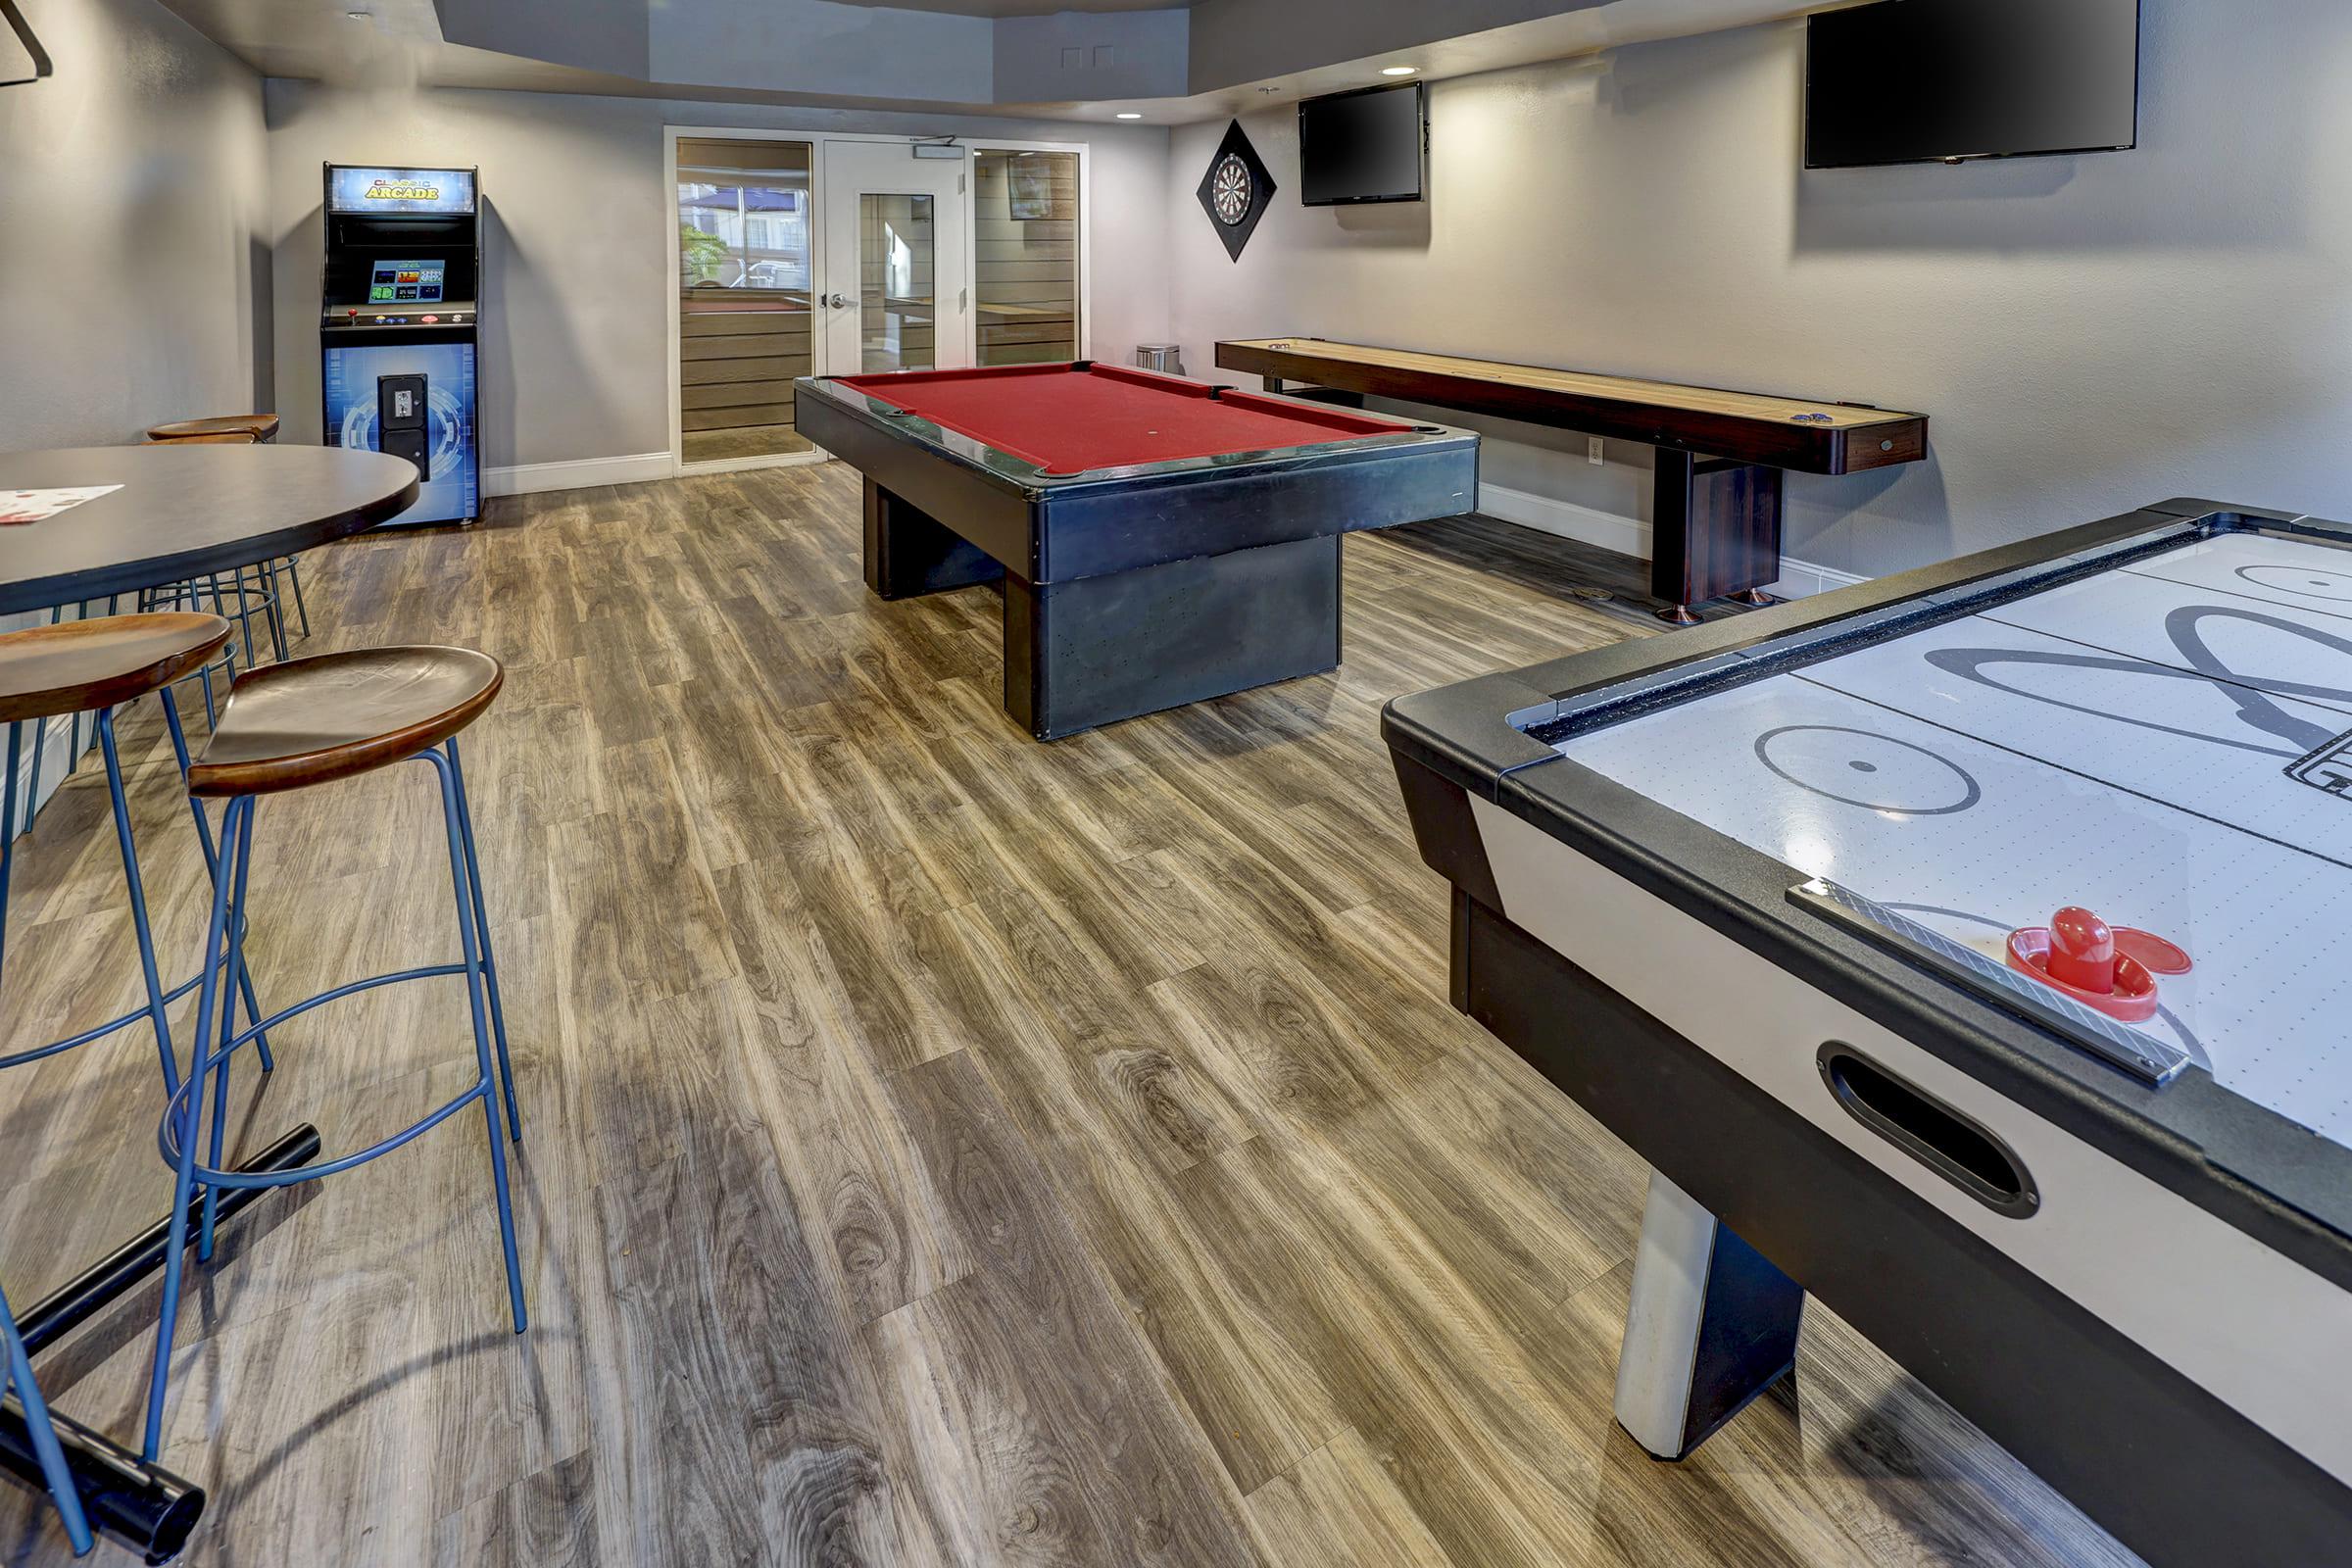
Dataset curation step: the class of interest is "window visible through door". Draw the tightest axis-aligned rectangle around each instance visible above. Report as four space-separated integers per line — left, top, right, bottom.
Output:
973 149 1079 365
856 193 936 373
676 137 813 463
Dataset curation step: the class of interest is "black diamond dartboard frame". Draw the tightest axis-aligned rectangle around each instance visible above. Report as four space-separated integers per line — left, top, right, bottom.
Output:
1196 120 1275 263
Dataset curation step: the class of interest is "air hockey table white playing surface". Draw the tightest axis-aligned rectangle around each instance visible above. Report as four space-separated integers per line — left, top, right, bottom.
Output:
1556 527 2352 1147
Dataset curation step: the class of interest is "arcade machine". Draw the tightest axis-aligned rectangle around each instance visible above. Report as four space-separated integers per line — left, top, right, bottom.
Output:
319 165 481 524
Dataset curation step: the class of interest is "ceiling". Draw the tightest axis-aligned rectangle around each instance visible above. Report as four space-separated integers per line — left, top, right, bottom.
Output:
826 0 1201 12
157 0 1827 120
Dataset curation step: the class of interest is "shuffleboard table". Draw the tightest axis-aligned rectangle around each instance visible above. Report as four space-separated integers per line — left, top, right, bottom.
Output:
1216 337 1928 623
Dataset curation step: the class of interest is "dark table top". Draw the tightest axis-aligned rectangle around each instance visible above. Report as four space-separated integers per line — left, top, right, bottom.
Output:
0 445 419 616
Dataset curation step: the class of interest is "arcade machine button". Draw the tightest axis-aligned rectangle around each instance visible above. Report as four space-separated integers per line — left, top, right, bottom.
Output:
420 315 439 324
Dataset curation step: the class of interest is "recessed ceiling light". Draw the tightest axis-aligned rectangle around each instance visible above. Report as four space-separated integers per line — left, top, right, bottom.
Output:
1382 66 1416 76
1115 112 1143 120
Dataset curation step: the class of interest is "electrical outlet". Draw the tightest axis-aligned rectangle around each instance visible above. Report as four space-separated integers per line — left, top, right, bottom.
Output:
1588 436 1605 466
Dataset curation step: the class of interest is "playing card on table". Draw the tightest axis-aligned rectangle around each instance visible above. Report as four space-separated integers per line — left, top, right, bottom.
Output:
0 486 121 525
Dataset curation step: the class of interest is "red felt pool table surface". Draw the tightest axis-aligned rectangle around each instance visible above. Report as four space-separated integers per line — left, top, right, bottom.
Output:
832 363 1418 476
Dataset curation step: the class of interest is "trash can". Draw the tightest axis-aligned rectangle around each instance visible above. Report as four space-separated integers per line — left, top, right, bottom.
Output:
1135 344 1185 376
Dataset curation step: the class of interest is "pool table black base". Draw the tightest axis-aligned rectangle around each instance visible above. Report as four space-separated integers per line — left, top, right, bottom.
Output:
865 478 1342 739
1442 879 2352 1568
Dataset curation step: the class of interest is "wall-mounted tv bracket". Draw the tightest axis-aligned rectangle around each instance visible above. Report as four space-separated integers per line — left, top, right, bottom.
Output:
1 0 52 86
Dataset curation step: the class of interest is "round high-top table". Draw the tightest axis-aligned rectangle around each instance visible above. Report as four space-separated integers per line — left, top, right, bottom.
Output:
0 444 418 615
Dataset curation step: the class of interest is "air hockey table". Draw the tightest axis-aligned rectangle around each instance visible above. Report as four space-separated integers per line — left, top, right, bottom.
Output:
1384 499 2352 1566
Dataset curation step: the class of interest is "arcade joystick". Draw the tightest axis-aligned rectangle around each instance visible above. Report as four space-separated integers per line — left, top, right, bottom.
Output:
2004 906 2190 1025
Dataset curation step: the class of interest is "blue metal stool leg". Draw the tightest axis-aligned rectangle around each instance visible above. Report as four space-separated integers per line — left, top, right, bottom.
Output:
61 606 93 795
445 740 519 1143
160 690 273 1074
97 709 181 1100
210 574 257 667
429 751 526 1333
197 798 260 1264
23 608 62 839
282 556 312 640
257 561 289 662
143 796 246 1463
2 720 19 979
0 1280 94 1556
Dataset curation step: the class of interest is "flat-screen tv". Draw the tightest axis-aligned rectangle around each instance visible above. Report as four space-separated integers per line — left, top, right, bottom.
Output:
1299 81 1426 206
1805 0 2139 170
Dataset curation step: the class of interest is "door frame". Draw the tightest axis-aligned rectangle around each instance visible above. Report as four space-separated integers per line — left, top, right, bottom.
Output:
662 125 1094 478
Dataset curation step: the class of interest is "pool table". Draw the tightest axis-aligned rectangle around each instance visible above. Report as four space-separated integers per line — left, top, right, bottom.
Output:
793 362 1479 739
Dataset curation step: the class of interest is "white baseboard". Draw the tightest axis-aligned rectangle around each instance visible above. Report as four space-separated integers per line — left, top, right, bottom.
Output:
1762 556 1869 599
1476 480 1866 601
1480 480 1651 559
483 451 671 499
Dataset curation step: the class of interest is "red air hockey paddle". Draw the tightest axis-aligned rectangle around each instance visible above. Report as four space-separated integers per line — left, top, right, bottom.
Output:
2006 906 2189 1024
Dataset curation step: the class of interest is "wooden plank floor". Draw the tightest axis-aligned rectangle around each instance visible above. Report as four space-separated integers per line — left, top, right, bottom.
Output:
0 465 2141 1567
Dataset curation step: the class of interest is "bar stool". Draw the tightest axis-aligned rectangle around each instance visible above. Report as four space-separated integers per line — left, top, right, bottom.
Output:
143 416 281 445
135 438 291 668
142 646 526 1462
138 421 311 653
0 612 266 1556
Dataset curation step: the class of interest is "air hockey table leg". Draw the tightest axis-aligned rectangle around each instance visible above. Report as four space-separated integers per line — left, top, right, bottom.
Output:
1613 1169 1807 1459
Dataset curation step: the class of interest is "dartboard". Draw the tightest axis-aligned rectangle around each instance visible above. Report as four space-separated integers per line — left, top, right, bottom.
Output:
1195 122 1275 262
1210 154 1252 225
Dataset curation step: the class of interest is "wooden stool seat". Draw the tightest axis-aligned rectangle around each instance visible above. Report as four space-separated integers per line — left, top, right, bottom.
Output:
145 415 280 444
0 614 232 724
189 647 504 798
140 433 258 446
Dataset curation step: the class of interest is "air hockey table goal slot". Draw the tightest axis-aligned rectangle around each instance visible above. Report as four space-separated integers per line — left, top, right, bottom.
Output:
2287 725 2352 799
1817 1043 2041 1218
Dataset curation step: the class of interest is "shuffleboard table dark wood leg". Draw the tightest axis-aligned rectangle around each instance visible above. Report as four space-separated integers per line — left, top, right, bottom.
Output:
1651 451 1787 623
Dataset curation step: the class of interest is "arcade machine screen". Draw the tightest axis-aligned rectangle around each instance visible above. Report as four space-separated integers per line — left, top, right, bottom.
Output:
368 260 447 305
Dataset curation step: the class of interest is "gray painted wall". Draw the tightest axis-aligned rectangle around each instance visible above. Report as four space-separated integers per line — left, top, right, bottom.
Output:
1168 0 2352 576
0 0 268 820
0 0 270 451
264 82 1173 470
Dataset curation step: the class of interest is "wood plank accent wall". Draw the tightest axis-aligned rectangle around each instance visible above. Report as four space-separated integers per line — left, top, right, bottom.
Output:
974 151 1078 367
680 303 813 444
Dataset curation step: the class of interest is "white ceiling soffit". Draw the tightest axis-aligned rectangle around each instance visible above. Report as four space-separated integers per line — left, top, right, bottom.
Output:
1068 0 1824 123
156 0 1821 120
828 0 1201 13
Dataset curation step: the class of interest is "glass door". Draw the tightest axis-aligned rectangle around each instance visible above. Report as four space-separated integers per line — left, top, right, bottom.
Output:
819 141 969 377
972 149 1079 366
675 137 814 464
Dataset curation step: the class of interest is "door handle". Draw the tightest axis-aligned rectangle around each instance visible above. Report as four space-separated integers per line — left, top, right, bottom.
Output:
823 292 851 309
